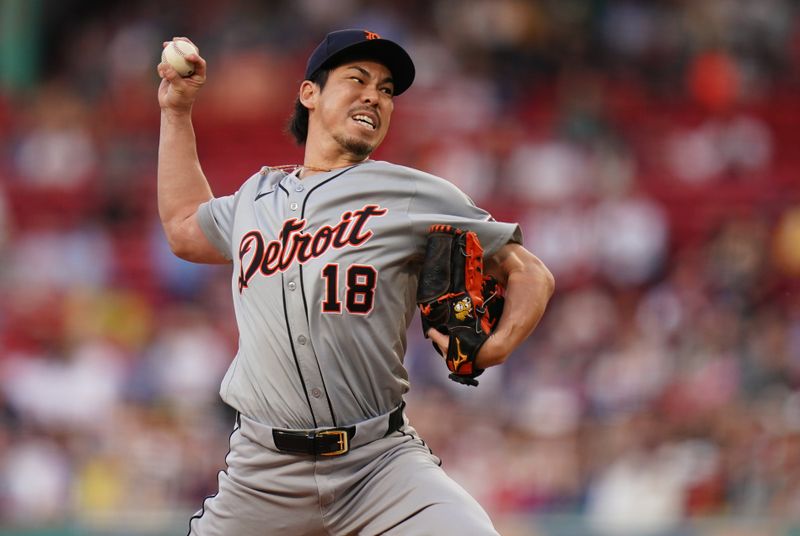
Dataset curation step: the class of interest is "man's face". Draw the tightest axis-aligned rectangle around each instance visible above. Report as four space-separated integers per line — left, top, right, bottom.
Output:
306 60 395 160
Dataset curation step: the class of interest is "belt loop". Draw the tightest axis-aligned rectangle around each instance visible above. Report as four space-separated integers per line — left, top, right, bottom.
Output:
385 401 405 437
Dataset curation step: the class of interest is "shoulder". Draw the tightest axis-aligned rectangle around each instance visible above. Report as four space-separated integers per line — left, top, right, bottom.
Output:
234 165 292 197
366 160 439 180
207 166 292 207
366 160 467 195
256 165 293 187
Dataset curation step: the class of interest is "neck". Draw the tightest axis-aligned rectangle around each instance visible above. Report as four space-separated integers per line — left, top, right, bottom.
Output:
300 153 369 178
301 129 372 178
298 159 367 179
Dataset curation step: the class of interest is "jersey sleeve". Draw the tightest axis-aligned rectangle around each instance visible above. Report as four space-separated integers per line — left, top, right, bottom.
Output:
407 170 522 256
197 193 238 260
195 168 273 260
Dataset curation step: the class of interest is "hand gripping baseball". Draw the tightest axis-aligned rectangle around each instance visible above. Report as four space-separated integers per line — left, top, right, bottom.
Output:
157 37 206 114
417 225 505 387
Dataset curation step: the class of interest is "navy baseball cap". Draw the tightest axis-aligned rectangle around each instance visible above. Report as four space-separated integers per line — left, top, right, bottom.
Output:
305 29 416 95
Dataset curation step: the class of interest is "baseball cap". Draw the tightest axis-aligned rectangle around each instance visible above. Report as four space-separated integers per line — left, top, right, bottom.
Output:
305 29 416 96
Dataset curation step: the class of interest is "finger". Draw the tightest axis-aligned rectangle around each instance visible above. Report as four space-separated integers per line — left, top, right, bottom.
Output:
173 36 199 53
157 62 170 79
159 62 182 82
185 53 207 78
159 61 174 78
426 329 449 354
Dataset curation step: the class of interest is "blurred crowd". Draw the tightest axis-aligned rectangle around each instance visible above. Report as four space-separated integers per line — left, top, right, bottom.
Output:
1 0 800 534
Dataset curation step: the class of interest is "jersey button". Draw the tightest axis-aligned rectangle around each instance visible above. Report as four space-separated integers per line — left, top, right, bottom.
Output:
295 184 304 192
288 281 297 291
290 202 298 211
297 335 307 345
311 388 322 398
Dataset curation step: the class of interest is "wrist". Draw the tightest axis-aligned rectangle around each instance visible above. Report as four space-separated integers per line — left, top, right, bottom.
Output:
475 333 510 369
161 106 193 121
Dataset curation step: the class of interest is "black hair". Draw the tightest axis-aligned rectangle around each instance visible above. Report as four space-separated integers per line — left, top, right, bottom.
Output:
287 68 330 145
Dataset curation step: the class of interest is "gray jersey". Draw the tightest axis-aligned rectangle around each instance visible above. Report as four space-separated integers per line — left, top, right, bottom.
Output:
196 160 520 429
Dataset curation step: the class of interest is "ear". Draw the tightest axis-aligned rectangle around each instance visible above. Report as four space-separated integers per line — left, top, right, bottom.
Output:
299 80 318 111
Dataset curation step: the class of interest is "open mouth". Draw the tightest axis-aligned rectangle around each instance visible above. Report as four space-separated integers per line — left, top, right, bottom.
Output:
352 113 377 130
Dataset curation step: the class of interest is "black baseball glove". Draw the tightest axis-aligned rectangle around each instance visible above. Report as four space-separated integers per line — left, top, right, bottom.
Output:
417 225 505 386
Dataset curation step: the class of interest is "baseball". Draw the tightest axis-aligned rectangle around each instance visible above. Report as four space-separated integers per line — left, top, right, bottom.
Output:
161 39 198 77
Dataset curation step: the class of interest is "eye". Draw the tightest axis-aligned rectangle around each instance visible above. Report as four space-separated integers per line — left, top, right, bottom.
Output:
380 87 394 96
350 76 364 84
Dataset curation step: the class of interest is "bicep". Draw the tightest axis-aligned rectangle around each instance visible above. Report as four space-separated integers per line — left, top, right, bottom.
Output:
485 242 549 287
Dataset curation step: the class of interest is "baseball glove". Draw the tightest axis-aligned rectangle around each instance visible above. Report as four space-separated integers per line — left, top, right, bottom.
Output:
417 225 505 386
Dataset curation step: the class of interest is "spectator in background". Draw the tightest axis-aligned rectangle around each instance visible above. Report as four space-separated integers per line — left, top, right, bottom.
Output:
0 0 798 533
11 84 97 188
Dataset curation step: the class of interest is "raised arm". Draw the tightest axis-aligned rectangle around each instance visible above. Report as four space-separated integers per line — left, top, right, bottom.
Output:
427 242 555 369
157 38 229 264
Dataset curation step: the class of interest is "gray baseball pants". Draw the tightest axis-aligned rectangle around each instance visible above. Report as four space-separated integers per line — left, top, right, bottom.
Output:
187 410 499 535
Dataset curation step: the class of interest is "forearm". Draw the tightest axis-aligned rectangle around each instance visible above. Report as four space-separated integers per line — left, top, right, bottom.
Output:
157 110 213 229
155 42 227 264
476 248 555 368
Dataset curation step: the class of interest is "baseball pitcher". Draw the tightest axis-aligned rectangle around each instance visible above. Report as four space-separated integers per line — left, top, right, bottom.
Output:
157 29 554 535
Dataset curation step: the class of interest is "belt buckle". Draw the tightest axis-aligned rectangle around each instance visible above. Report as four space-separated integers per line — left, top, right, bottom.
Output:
318 429 349 456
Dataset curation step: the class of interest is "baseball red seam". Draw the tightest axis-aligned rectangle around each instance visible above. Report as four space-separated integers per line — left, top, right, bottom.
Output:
172 40 194 58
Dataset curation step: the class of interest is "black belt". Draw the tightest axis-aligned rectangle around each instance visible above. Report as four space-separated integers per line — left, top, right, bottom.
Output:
272 403 405 457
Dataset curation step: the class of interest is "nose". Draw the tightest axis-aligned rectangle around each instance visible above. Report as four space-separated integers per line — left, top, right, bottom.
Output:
361 84 381 105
